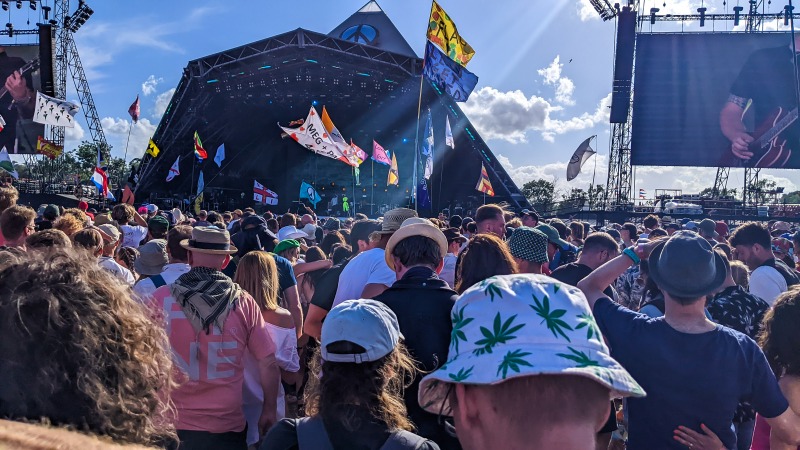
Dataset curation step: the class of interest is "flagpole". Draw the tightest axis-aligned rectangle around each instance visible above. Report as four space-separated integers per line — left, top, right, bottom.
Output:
413 0 433 214
371 158 375 218
121 122 133 186
352 165 356 217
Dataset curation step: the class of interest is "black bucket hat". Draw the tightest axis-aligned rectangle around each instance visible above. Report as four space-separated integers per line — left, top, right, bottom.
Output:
648 231 728 298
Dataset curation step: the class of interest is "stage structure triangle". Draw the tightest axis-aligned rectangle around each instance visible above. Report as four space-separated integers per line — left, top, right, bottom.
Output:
328 0 417 58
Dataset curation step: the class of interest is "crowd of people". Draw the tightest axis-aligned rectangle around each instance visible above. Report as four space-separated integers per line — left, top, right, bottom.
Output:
1 182 800 450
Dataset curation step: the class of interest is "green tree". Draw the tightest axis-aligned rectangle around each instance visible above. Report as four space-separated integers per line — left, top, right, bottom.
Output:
587 184 605 208
782 191 800 204
747 178 777 204
521 179 555 212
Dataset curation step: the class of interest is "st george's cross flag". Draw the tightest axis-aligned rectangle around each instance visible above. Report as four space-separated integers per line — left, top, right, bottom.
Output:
33 92 80 128
476 163 495 197
166 156 180 182
254 180 278 205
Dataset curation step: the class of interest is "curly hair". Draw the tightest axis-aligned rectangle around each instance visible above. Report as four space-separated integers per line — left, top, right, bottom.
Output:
758 287 800 377
456 234 518 294
0 249 176 446
0 183 18 214
305 342 418 433
25 229 72 249
52 214 85 237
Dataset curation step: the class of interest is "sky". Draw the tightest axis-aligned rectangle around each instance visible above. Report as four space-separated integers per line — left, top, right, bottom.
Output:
9 0 800 198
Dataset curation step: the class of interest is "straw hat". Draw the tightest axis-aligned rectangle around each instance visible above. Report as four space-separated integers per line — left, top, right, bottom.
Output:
384 218 447 270
373 208 418 235
180 226 238 255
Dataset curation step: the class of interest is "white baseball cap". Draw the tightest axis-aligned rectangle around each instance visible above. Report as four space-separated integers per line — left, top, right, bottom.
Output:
321 299 403 364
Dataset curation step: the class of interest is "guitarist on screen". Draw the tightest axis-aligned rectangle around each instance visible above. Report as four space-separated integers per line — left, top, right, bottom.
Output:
0 46 34 153
720 37 800 168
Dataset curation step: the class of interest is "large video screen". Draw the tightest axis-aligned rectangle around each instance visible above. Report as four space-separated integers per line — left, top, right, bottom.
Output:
0 45 47 154
631 33 800 168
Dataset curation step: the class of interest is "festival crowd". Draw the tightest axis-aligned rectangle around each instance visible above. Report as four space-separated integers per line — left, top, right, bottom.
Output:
1 182 800 450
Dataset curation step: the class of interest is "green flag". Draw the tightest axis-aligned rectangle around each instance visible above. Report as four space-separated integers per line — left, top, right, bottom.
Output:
0 147 18 179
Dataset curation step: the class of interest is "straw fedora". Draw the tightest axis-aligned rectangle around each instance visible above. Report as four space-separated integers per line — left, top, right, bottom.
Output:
374 208 418 236
384 218 448 270
180 226 238 255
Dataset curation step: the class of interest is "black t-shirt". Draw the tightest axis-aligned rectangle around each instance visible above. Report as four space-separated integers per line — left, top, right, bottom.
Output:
309 257 351 312
550 263 614 299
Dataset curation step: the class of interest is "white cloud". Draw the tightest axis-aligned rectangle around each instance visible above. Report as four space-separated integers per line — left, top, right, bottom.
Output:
154 88 176 119
537 56 575 105
555 78 575 106
577 0 600 21
537 56 562 84
100 117 157 159
64 120 85 143
141 75 163 96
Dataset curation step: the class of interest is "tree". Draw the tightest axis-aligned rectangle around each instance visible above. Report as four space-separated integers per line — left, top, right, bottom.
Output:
783 190 800 204
522 179 555 212
587 184 605 209
747 178 777 204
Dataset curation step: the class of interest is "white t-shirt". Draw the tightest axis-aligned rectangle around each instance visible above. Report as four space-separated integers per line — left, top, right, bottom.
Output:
440 253 457 289
133 263 191 299
120 224 148 248
332 247 397 307
98 256 135 286
749 266 788 306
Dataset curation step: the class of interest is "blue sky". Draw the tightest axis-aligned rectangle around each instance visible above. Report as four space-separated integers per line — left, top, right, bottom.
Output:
13 0 800 197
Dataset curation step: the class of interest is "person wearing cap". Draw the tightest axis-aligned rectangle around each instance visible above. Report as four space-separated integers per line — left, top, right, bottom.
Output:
771 221 791 237
322 217 341 236
697 218 720 245
730 222 799 306
417 274 645 450
133 225 192 299
147 215 170 241
36 204 59 231
577 231 800 449
332 208 417 306
551 232 619 299
227 209 244 234
111 204 149 249
262 299 439 450
474 204 506 238
507 226 549 274
665 222 682 236
440 228 467 288
77 200 93 221
194 210 209 227
519 209 539 228
274 239 301 262
95 223 135 286
715 221 730 242
373 218 460 449
133 238 167 275
536 223 578 272
147 226 280 448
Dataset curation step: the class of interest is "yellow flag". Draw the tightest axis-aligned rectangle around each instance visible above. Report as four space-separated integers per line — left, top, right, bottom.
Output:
146 139 160 158
194 193 203 215
427 1 475 67
388 152 399 186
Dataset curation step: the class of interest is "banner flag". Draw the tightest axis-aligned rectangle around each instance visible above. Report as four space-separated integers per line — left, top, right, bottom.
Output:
33 92 80 128
427 0 475 66
214 143 225 167
388 152 399 186
423 41 478 103
279 106 346 161
36 136 63 160
146 139 160 158
422 110 434 180
128 95 140 123
0 147 17 179
445 116 454 149
566 136 596 181
194 131 207 161
166 156 180 182
254 180 278 205
475 163 495 196
91 167 109 198
372 140 391 166
299 181 322 207
194 193 203 215
197 171 204 195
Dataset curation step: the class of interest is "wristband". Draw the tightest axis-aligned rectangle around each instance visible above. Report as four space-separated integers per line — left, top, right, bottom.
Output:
622 247 641 265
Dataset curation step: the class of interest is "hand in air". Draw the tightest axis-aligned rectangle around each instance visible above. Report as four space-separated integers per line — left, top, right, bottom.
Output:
5 70 29 102
730 132 754 160
673 424 726 450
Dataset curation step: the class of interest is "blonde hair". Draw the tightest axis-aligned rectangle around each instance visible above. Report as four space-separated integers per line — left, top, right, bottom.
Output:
729 260 750 291
233 251 280 312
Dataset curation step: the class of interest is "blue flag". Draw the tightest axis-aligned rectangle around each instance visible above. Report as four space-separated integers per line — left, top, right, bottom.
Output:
423 41 478 102
417 179 431 209
214 143 225 167
300 181 322 207
422 110 433 180
197 171 204 195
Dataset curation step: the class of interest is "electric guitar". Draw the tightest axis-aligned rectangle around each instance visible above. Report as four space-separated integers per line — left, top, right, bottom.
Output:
741 106 797 168
0 57 39 105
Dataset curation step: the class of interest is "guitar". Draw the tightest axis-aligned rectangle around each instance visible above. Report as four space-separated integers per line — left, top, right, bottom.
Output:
0 57 39 106
740 106 797 168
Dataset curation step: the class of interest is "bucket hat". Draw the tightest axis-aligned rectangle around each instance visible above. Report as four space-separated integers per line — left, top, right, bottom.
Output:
301 223 318 240
374 208 418 235
418 274 645 416
321 299 403 364
384 218 448 270
134 239 168 276
180 226 238 255
648 231 728 298
508 226 549 263
698 218 719 237
322 217 341 231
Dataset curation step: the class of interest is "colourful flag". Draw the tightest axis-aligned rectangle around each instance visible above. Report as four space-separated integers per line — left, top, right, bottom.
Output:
321 106 351 161
36 136 63 160
300 181 322 207
214 143 225 167
0 114 6 133
372 140 391 166
639 188 646 199
475 163 495 197
0 147 17 179
422 110 434 180
166 156 180 182
194 193 203 215
96 146 106 171
91 167 110 198
279 106 346 162
128 95 140 123
388 152 399 186
427 1 475 66
254 180 278 205
351 140 368 166
445 116 454 149
197 171 204 195
423 41 478 103
194 131 207 161
146 139 160 158
33 92 80 128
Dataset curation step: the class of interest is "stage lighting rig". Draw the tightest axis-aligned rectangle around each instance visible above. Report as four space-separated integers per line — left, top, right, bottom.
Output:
5 23 12 37
588 0 618 21
15 0 21 9
698 7 707 26
29 0 35 10
733 5 743 25
1 1 8 11
65 1 93 32
650 7 660 24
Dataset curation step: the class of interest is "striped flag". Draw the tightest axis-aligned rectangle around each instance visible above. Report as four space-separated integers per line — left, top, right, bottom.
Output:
388 152 399 186
194 131 208 161
639 188 646 199
475 163 494 196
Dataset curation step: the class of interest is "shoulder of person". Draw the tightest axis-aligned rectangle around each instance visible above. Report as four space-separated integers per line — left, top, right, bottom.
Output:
271 307 296 329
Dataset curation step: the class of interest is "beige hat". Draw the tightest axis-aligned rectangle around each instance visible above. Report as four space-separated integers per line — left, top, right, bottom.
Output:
374 208 418 235
96 223 121 244
171 208 185 224
180 226 238 255
384 218 448 270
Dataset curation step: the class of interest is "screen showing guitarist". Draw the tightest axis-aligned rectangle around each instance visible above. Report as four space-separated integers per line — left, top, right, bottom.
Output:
720 37 800 167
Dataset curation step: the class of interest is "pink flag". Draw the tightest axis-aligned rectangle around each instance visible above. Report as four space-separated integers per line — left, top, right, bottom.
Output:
371 140 392 166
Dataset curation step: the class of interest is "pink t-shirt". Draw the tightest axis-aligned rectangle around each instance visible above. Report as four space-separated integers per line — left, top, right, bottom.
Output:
149 285 276 433
751 414 800 450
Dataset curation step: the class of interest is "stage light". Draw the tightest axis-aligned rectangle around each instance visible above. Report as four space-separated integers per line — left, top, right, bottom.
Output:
733 6 743 26
650 7 659 25
6 23 12 37
29 0 35 10
42 5 50 19
1 1 8 11
311 100 318 106
15 0 21 9
785 5 793 26
697 7 707 27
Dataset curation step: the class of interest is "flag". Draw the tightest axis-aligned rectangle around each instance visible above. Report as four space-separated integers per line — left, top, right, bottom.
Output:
0 147 17 179
254 180 278 205
194 131 208 161
166 156 180 182
33 92 80 128
427 1 475 66
417 180 432 209
146 139 160 158
423 41 478 102
388 152 399 186
194 193 203 215
214 143 225 167
352 141 368 165
476 163 495 197
422 110 434 180
331 195 338 207
0 114 6 133
279 106 346 162
372 140 391 166
639 188 646 199
445 116 454 149
127 164 140 188
36 136 63 160
91 167 110 198
96 146 106 171
197 171 204 195
566 136 596 181
300 181 322 207
121 185 135 205
128 95 140 123
321 106 352 164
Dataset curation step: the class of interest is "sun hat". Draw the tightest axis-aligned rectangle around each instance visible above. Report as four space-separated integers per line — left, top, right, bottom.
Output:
661 215 673 224
417 274 646 416
134 239 168 276
93 213 111 226
301 223 318 240
535 224 570 249
274 239 301 255
508 226 549 264
384 218 448 270
148 215 170 234
321 299 403 364
171 208 185 224
322 217 341 231
277 225 307 241
698 218 719 237
180 226 238 255
648 230 728 298
146 204 158 214
96 223 121 244
443 227 467 244
374 208 418 236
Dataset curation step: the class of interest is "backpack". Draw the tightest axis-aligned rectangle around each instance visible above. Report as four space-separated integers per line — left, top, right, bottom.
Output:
296 416 430 450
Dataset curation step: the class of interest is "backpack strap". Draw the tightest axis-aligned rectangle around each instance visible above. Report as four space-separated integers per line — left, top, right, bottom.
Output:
149 274 167 288
380 430 430 450
296 417 334 450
